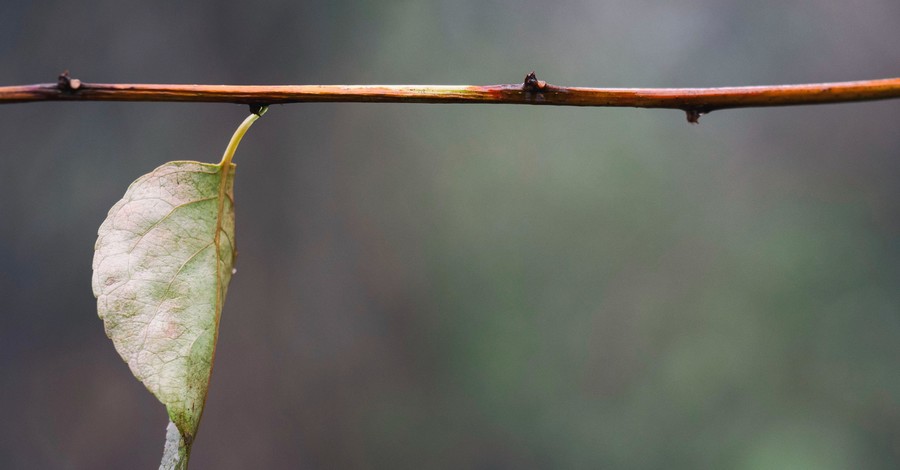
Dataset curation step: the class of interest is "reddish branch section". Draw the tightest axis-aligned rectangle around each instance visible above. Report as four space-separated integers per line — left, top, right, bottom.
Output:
2 72 899 122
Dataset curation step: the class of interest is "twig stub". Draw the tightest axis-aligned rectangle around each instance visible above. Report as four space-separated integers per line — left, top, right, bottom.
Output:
685 109 703 124
57 71 81 92
523 71 548 93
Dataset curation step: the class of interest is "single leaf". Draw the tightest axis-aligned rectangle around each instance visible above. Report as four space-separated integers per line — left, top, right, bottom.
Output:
92 159 236 438
92 111 262 469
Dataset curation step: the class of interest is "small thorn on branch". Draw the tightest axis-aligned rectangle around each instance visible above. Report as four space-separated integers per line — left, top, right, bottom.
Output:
57 70 82 92
685 109 704 124
523 71 548 92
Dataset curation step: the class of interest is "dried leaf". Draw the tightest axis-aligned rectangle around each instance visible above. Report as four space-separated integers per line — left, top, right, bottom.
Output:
92 159 236 439
92 110 262 469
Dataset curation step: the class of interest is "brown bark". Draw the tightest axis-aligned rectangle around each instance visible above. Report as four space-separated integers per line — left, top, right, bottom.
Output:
2 72 898 122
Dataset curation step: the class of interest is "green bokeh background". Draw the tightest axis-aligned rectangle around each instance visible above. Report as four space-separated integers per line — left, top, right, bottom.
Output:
1 1 899 468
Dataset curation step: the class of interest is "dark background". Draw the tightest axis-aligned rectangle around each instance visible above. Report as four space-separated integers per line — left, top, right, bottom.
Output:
2 1 900 468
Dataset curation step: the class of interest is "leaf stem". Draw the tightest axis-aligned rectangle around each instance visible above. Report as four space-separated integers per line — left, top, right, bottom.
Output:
219 109 263 167
160 420 190 470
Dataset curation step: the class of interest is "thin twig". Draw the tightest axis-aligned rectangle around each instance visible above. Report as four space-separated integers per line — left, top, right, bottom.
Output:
2 72 898 122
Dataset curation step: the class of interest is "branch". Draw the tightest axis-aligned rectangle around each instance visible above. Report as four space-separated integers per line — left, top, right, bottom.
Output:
2 72 898 122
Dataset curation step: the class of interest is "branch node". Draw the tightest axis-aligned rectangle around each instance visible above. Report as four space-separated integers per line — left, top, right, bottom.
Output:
57 71 82 92
685 109 706 124
249 104 269 116
523 71 548 93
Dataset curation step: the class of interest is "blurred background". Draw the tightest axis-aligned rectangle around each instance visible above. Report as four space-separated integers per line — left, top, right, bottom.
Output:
2 0 900 468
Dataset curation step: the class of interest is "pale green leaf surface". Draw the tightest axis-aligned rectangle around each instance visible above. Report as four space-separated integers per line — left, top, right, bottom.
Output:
92 160 236 442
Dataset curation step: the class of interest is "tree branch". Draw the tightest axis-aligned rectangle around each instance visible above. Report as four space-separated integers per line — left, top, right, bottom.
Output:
2 72 898 122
